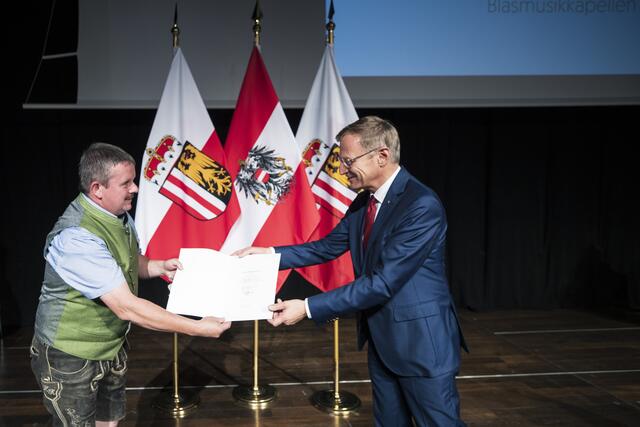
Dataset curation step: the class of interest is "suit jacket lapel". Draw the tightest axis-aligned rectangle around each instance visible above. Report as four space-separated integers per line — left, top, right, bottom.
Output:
349 191 369 275
364 168 410 266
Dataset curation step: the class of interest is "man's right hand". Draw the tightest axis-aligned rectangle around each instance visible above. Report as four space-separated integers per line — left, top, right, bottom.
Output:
199 316 232 338
231 246 272 257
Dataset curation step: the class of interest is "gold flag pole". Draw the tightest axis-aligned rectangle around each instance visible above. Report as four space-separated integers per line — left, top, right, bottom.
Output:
233 320 276 407
312 2 361 415
153 5 198 418
311 320 361 414
233 3 276 407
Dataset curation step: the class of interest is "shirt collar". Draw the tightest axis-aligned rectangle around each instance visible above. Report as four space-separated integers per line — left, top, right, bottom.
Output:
372 165 401 204
81 193 118 218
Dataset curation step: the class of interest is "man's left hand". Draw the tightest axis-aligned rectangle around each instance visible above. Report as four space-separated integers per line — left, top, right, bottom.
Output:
160 258 183 281
267 298 307 326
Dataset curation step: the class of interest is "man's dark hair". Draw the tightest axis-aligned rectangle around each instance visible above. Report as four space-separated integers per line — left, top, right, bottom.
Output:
79 143 135 194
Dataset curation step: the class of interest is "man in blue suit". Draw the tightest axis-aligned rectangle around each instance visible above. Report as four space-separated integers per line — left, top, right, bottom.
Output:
235 116 467 426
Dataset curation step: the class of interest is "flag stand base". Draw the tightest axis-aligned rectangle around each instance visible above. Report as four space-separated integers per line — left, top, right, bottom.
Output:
153 390 199 418
233 384 277 409
311 390 361 415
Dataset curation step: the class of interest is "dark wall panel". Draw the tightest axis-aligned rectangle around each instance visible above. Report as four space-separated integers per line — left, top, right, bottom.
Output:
2 106 639 329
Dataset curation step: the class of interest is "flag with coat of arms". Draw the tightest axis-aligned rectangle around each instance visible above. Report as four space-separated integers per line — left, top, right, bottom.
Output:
220 46 320 290
295 44 359 292
135 47 240 259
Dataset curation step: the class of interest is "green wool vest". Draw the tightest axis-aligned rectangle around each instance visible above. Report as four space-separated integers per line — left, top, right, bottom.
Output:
34 194 139 361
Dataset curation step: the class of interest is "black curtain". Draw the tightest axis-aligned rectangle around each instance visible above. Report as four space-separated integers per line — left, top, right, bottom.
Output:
2 106 639 329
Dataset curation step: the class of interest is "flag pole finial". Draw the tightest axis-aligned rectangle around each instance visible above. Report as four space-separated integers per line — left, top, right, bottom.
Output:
171 3 180 48
252 0 263 47
326 0 335 45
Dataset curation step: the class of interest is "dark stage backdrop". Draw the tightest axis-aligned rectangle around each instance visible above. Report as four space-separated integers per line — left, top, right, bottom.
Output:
1 106 639 329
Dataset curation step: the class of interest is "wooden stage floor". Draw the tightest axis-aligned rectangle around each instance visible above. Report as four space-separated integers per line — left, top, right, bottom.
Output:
1 308 639 426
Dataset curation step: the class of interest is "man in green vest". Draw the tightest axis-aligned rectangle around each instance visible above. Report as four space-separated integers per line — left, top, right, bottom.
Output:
30 142 232 426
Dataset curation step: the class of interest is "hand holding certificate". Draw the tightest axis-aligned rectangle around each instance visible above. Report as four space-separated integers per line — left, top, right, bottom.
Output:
166 248 280 321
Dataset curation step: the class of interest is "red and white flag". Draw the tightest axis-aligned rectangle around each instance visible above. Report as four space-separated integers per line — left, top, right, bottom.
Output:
295 44 359 292
220 47 320 290
135 48 239 260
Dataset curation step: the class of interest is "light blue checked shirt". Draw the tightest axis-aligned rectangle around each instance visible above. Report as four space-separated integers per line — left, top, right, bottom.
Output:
45 194 136 300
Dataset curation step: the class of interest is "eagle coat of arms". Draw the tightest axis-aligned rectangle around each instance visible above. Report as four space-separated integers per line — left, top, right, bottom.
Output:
236 145 294 206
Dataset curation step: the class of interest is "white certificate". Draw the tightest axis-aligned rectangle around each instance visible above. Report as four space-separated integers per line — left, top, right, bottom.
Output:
166 248 280 321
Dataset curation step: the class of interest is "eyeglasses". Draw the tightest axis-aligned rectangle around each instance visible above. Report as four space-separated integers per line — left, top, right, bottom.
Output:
338 147 384 168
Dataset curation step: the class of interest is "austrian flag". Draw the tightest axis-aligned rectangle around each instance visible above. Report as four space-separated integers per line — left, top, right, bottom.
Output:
220 47 320 289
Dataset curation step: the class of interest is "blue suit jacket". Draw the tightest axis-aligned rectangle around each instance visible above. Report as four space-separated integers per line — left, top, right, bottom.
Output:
277 168 467 377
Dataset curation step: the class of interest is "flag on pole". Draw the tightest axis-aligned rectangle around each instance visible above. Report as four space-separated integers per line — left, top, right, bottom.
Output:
295 44 359 292
220 47 320 290
135 47 239 259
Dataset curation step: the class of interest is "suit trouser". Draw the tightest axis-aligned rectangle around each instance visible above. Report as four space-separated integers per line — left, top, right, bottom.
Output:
368 342 466 427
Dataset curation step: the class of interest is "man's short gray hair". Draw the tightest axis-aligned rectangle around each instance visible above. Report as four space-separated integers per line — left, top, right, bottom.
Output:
336 116 401 163
79 143 136 194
